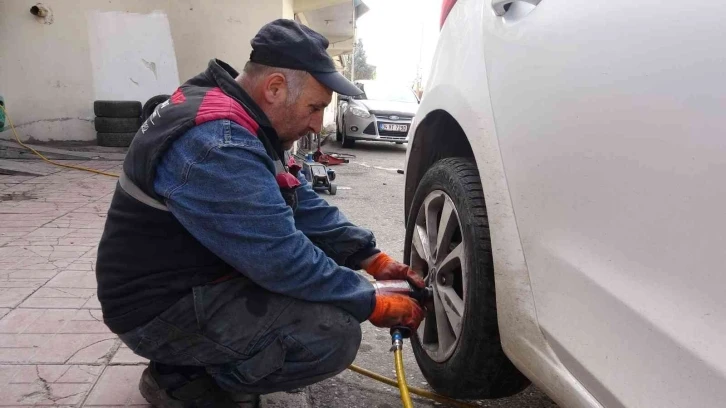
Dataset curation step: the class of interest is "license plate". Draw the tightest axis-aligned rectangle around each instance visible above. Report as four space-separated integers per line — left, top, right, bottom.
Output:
380 123 408 132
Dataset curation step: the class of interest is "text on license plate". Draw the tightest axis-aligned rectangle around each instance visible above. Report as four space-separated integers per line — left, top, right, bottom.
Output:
380 123 408 132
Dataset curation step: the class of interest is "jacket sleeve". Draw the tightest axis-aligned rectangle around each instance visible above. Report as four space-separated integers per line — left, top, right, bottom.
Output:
293 175 380 270
154 122 375 322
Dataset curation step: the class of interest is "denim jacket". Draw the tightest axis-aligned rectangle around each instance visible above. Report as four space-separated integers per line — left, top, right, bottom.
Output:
153 119 377 322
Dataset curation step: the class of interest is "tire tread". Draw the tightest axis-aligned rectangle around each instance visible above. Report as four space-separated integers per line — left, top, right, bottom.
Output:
405 157 530 399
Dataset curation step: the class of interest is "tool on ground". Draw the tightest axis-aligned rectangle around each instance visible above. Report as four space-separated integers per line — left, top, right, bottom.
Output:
351 280 477 407
312 130 349 165
2 104 475 408
300 153 337 195
313 147 349 165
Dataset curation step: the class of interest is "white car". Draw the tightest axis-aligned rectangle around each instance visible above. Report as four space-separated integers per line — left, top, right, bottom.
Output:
404 0 726 407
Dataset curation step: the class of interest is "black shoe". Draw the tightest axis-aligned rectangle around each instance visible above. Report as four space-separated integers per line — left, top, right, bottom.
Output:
139 365 240 408
228 391 261 406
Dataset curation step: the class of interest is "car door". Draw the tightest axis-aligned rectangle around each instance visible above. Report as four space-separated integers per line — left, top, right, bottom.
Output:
481 0 726 406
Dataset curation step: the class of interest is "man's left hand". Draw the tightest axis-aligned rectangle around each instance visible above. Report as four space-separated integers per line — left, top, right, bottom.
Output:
363 253 426 289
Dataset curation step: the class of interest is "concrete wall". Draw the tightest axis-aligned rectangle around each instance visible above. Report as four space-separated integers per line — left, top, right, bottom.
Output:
283 0 295 19
0 0 284 142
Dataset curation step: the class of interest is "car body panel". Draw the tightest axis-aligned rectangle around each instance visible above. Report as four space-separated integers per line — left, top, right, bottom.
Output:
408 1 600 406
407 0 726 406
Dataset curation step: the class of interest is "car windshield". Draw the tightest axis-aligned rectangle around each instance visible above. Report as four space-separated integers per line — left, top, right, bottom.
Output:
361 83 418 103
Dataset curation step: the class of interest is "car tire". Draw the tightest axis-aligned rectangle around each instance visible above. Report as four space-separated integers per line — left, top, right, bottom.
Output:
336 121 343 142
329 183 337 195
142 94 171 121
342 122 356 148
405 157 530 399
93 100 142 118
97 132 136 147
94 117 142 133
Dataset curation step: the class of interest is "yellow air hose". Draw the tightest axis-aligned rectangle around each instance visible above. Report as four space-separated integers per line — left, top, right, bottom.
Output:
0 105 120 178
1 105 478 408
394 347 414 408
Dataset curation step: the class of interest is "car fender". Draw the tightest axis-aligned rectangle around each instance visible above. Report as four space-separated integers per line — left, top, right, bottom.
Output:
407 82 601 408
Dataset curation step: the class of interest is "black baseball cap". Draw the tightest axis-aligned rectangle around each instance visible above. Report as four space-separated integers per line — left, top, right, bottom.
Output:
250 19 363 96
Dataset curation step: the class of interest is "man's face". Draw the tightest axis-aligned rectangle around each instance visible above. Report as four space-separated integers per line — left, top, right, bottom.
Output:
270 75 332 150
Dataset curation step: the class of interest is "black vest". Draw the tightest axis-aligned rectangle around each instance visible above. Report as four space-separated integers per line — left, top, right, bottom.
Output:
96 60 298 334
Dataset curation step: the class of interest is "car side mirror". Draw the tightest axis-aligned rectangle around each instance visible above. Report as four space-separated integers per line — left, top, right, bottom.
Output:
338 95 350 102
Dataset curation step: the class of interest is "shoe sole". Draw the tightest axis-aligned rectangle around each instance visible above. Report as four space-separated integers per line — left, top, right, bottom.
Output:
139 369 185 408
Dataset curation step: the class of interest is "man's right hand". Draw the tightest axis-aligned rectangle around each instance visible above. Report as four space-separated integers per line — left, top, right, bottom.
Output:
368 294 425 331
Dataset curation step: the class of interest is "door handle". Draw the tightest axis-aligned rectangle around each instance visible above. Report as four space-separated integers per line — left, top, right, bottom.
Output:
491 0 541 16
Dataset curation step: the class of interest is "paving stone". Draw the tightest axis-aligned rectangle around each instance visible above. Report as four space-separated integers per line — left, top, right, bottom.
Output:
0 309 83 334
0 364 101 406
0 308 10 319
0 334 53 363
83 365 149 406
0 280 47 289
0 382 91 406
29 333 118 364
45 270 97 289
0 257 64 272
24 228 75 239
57 365 104 383
5 270 60 280
58 309 107 334
0 288 36 308
81 295 102 310
62 260 95 272
0 308 46 333
110 346 147 365
19 288 95 309
11 365 71 383
0 247 46 261
0 228 35 238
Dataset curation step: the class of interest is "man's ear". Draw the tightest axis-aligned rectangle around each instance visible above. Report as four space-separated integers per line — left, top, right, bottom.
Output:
262 73 288 105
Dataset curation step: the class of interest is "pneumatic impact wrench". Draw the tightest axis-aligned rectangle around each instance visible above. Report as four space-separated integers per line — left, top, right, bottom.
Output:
372 280 433 408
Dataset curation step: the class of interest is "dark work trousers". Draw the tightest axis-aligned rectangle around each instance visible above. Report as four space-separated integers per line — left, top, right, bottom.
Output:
118 277 362 394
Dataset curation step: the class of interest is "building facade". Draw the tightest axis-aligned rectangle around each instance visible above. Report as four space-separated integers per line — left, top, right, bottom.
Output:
0 0 362 142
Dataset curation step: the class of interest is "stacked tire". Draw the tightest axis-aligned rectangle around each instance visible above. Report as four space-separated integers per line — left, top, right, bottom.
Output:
93 100 142 147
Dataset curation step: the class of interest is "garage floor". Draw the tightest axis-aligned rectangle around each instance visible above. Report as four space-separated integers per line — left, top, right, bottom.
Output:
0 140 556 407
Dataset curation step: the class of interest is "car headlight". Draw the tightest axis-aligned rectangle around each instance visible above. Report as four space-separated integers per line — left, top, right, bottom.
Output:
349 106 371 118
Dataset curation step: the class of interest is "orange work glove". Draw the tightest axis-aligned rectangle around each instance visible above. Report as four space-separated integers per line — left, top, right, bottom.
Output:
368 293 425 330
364 253 426 289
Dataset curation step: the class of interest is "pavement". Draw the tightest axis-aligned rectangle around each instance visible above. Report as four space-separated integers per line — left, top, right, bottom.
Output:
0 138 557 407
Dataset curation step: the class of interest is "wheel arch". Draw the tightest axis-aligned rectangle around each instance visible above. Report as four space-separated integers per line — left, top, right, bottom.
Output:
403 85 603 407
404 109 475 224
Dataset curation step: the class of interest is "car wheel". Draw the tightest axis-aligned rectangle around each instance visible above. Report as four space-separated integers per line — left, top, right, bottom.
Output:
336 121 343 142
342 121 355 148
405 157 530 399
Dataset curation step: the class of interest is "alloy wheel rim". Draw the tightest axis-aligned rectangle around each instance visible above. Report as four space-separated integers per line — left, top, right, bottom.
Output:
410 190 467 362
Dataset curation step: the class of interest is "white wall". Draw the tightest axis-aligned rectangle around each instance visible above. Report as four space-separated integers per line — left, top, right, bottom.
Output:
0 0 283 142
87 11 180 104
283 0 295 19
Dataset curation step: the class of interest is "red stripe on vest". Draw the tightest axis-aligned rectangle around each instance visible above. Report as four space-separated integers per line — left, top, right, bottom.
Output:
195 87 260 134
276 173 301 189
170 88 186 104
